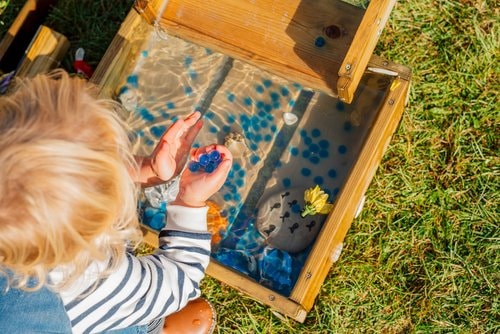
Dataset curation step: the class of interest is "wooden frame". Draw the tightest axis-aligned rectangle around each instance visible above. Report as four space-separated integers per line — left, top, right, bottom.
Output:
92 0 411 322
131 0 396 104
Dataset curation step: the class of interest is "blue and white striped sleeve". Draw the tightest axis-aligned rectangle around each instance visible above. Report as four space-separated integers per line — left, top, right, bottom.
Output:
58 205 211 334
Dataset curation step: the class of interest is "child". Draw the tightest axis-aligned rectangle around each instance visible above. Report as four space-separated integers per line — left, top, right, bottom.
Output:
0 71 232 333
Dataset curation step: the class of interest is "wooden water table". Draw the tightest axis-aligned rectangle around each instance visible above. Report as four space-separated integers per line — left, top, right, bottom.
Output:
92 0 411 322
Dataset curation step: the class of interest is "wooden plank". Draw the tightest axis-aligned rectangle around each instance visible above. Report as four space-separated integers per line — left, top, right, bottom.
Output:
290 70 411 310
337 0 397 103
0 0 59 73
206 261 307 322
16 25 69 78
91 4 156 98
158 0 364 98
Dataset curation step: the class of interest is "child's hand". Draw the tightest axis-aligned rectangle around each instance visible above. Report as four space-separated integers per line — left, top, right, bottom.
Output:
173 145 233 207
150 111 203 182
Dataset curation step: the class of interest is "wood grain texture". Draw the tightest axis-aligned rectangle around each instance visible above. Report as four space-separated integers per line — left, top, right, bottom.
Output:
16 25 69 78
338 0 397 103
159 0 364 98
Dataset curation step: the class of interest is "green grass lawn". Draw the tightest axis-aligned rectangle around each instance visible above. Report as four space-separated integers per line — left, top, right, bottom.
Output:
1 1 498 333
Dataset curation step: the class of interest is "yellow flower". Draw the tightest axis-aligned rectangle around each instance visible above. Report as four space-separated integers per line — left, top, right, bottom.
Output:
301 185 333 217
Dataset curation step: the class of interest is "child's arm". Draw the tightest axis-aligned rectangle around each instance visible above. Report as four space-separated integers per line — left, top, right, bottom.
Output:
134 111 203 187
56 145 232 333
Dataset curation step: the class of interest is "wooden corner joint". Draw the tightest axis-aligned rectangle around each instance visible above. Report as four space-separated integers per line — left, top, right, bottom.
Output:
134 0 156 25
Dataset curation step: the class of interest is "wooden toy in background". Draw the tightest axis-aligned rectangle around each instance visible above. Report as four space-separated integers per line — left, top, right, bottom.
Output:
0 0 68 80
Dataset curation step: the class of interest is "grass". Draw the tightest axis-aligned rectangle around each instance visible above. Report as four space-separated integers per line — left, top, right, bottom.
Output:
1 0 498 332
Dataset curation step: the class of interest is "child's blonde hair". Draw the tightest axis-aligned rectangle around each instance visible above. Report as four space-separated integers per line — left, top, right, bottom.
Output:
0 71 142 290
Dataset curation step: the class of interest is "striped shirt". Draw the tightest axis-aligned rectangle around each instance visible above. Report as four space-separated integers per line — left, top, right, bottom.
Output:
50 205 211 334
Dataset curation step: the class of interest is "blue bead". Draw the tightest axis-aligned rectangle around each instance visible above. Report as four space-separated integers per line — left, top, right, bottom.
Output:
209 150 221 162
338 145 347 154
166 102 175 109
302 150 311 158
290 147 299 156
309 143 320 153
198 154 210 166
319 150 329 158
205 162 216 173
250 155 260 165
313 176 324 185
263 79 272 88
188 161 200 172
227 93 236 102
184 86 193 96
344 121 352 131
319 139 330 149
150 125 166 138
311 128 321 138
243 97 253 106
255 85 264 93
150 213 165 230
310 156 320 164
301 168 311 176
233 163 241 171
328 169 337 178
270 92 280 101
227 115 236 123
189 70 198 80
224 193 232 201
315 36 326 47
283 178 291 187
281 87 290 96
126 74 139 88
139 108 154 122
264 134 272 142
184 56 193 67
236 179 244 187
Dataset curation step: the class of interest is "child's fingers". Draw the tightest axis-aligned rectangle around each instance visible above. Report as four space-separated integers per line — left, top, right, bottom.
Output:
183 119 203 145
184 110 202 127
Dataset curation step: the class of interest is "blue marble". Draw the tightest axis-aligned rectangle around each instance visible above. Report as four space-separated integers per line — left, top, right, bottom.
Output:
309 156 320 164
184 86 193 96
283 178 291 187
313 176 324 185
328 169 337 179
139 108 154 122
227 92 236 102
126 74 139 88
315 36 326 47
319 139 330 149
243 97 253 106
150 125 166 138
301 168 312 176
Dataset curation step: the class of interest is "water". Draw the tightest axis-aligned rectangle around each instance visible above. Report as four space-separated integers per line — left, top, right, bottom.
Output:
117 26 391 296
